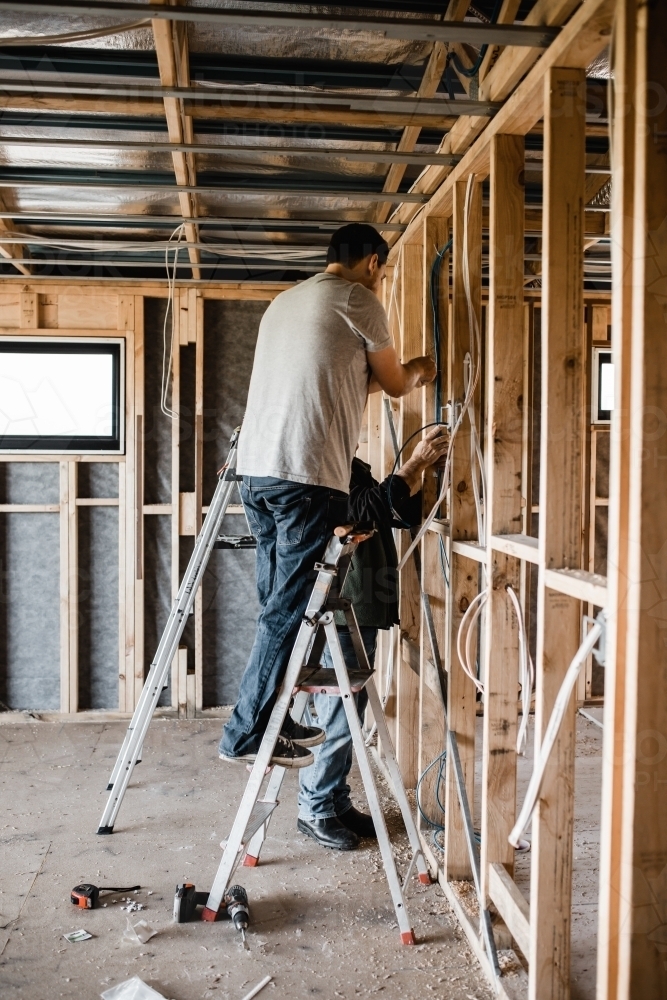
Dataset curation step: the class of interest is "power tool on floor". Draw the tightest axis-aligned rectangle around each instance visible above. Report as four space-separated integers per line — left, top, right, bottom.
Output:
71 884 141 908
174 882 249 941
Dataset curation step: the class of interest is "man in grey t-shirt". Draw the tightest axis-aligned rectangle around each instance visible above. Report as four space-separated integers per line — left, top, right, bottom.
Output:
219 224 435 791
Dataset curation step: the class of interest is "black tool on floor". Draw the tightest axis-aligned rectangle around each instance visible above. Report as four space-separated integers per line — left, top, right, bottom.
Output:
71 884 141 908
173 882 250 940
174 883 210 922
225 885 250 943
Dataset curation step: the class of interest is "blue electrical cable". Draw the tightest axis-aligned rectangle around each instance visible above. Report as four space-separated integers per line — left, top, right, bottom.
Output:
447 0 504 80
430 238 452 424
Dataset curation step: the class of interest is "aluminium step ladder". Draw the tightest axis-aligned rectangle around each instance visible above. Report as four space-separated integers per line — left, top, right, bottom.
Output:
194 526 433 945
97 427 253 835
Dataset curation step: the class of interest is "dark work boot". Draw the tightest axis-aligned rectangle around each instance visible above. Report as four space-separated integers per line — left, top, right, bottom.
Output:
338 806 377 839
297 816 359 851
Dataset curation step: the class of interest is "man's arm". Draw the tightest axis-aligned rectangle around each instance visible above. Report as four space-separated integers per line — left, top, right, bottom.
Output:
394 425 449 494
367 345 436 397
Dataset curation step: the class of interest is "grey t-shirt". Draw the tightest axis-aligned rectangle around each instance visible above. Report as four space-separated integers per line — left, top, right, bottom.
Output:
237 272 392 494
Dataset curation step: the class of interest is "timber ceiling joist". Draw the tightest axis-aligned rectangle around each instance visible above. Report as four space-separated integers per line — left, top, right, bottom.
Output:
0 0 611 282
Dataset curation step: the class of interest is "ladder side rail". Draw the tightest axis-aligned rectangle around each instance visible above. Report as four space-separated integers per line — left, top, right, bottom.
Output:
99 456 239 827
106 439 240 789
363 673 431 883
233 535 355 865
340 602 432 881
104 469 235 789
204 550 348 912
242 689 310 866
324 619 416 944
203 620 319 919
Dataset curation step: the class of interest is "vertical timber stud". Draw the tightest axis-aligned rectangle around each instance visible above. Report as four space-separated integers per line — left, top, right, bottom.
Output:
194 291 204 714
480 134 525 901
444 178 482 881
383 262 399 743
596 0 635 996
68 462 78 714
170 311 181 707
118 298 136 713
397 241 423 786
419 214 449 824
608 3 667 996
132 299 145 712
59 461 70 713
530 67 586 1000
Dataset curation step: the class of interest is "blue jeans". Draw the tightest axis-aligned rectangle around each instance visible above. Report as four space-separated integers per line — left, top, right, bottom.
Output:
219 477 348 757
298 625 377 821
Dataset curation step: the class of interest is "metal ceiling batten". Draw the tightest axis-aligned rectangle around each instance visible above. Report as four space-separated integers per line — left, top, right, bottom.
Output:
0 176 430 201
0 212 407 231
0 0 578 280
0 135 461 166
0 79 502 117
0 1 560 47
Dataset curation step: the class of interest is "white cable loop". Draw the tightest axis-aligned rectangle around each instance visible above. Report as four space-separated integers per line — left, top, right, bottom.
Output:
506 585 535 755
160 223 186 420
455 589 487 693
398 173 482 572
508 619 604 848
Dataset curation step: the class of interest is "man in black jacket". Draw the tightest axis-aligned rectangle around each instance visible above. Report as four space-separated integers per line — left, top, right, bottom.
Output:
297 426 448 850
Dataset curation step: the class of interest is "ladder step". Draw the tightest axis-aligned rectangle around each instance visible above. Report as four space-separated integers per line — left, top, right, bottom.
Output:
294 667 375 694
215 535 257 549
220 799 279 852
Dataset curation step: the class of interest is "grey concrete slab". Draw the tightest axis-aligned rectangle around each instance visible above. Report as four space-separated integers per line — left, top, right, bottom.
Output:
0 720 494 1000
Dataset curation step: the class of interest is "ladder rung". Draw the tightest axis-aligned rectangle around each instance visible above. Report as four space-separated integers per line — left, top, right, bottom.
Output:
220 799 279 851
215 535 257 549
294 667 375 694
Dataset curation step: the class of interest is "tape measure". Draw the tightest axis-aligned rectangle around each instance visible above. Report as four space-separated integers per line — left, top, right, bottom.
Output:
71 884 141 909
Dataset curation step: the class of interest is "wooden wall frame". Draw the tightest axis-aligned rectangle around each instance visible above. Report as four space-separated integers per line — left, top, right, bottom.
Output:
0 282 277 720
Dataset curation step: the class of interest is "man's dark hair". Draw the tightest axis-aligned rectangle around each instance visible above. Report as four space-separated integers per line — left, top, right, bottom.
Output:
326 223 389 268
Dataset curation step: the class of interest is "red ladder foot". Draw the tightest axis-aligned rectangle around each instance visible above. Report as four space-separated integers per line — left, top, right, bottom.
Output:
401 930 416 945
242 853 259 867
418 872 433 885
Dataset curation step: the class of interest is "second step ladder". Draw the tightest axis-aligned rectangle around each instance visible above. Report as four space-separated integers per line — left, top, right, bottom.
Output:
196 525 432 944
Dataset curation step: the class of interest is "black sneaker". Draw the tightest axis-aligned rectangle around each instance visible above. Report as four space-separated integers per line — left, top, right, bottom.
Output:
281 715 326 747
219 736 314 769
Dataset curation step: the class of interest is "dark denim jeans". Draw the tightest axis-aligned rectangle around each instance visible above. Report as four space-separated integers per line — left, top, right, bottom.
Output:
298 625 377 820
219 476 348 758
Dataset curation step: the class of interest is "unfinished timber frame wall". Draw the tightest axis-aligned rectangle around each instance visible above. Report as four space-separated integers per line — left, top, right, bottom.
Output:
363 1 667 998
0 280 284 718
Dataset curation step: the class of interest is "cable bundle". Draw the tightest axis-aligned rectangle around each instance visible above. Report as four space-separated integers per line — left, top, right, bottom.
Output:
506 585 535 755
509 615 605 848
455 589 487 694
398 173 483 573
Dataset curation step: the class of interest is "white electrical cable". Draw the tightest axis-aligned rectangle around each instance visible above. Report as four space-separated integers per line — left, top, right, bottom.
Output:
160 223 185 420
398 173 482 572
387 243 403 341
506 585 535 755
508 618 604 848
463 353 486 545
0 232 327 262
455 589 487 693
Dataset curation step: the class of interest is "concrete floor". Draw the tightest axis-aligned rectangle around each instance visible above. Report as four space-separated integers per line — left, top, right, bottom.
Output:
0 718 496 1000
